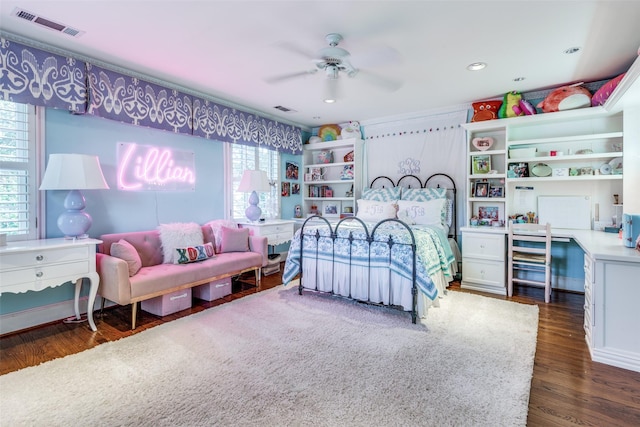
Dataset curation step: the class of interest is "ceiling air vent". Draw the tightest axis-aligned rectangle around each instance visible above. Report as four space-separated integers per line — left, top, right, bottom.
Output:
11 8 85 38
273 105 297 113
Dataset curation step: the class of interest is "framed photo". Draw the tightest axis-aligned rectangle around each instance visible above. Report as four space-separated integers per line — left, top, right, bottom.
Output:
285 162 299 180
322 200 341 218
472 155 491 174
508 162 529 178
474 181 489 198
281 181 290 197
478 206 499 222
292 183 300 195
489 186 504 198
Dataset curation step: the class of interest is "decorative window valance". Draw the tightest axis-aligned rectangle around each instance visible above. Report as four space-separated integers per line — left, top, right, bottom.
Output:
0 34 304 153
192 97 302 154
0 37 86 113
87 64 193 135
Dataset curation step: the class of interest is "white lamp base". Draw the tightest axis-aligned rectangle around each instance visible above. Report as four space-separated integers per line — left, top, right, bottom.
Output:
245 190 262 222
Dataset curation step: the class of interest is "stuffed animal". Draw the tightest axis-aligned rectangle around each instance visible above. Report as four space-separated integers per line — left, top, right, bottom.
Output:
498 91 524 118
537 83 592 113
471 100 502 122
513 99 537 116
340 121 361 139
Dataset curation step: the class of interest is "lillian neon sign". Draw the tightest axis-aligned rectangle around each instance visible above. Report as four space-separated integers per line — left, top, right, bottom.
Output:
117 143 196 191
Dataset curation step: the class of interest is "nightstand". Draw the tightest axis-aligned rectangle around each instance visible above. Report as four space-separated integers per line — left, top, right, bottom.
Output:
238 219 295 247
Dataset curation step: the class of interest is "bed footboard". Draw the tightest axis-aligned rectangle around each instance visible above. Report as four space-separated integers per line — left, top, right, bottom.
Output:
298 216 419 324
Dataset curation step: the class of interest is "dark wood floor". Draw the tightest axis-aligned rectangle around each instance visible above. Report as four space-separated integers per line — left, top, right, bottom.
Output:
1 266 639 426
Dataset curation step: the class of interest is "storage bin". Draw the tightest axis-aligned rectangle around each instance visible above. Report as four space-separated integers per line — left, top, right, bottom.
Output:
509 147 536 159
193 278 232 301
141 288 192 316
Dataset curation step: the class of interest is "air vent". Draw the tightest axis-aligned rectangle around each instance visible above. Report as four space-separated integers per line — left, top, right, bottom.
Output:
273 105 297 113
11 8 85 38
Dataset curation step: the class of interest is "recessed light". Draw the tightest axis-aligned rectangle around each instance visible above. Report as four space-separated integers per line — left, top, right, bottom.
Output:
467 62 487 71
324 99 336 104
564 47 581 54
513 77 526 82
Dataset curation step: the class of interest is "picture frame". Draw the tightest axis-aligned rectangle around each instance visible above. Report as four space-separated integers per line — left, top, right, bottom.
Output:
285 162 299 180
322 200 340 217
281 181 290 197
292 183 300 195
474 181 489 198
472 155 491 175
489 186 504 198
508 162 529 178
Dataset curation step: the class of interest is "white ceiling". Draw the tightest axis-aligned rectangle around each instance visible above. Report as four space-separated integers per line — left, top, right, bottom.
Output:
1 1 640 129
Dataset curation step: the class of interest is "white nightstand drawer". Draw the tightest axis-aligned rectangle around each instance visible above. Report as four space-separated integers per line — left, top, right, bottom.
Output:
462 233 505 261
462 258 505 287
0 260 90 291
0 246 89 270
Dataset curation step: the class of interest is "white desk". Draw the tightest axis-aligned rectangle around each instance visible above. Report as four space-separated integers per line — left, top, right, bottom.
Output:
238 220 295 246
0 238 102 331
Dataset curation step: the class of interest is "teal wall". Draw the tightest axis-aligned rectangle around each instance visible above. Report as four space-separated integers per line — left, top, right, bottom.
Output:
0 109 302 315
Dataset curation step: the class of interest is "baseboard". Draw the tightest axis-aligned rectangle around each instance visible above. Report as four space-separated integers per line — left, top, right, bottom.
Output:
0 297 111 336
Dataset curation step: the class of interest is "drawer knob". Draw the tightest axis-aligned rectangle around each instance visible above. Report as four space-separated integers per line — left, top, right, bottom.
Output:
36 255 44 261
35 271 43 278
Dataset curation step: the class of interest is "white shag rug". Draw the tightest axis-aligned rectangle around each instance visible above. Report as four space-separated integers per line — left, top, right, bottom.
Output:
0 286 538 427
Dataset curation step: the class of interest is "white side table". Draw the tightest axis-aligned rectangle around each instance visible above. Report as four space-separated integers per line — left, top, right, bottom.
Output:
0 238 102 331
238 219 295 247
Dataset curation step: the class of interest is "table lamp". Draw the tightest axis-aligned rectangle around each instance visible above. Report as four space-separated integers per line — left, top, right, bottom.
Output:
237 169 271 222
39 153 110 238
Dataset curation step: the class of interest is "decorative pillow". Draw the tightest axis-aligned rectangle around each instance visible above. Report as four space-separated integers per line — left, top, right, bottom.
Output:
220 226 250 253
356 199 398 223
205 219 238 254
174 242 215 264
401 187 447 201
362 186 402 202
158 222 204 264
397 199 446 227
110 239 142 277
591 73 625 106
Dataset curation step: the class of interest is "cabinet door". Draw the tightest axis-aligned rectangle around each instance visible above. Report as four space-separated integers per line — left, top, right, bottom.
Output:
462 232 505 261
462 258 505 287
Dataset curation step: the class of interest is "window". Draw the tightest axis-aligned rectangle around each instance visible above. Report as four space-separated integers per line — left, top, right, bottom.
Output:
0 101 38 241
229 144 279 220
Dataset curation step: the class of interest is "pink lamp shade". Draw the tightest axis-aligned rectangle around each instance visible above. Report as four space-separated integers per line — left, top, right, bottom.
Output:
39 154 109 238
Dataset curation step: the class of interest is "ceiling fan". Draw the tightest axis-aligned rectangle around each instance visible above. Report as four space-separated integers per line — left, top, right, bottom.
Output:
265 33 402 102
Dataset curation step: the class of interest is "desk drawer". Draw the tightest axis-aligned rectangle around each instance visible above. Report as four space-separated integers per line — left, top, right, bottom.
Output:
462 232 505 261
0 260 90 292
462 258 505 287
264 232 293 246
0 246 89 270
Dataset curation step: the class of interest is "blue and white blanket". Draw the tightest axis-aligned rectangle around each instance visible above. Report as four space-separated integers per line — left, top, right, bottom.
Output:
282 219 455 302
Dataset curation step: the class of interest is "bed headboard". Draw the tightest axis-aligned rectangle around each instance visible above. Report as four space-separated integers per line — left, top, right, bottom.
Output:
368 173 457 241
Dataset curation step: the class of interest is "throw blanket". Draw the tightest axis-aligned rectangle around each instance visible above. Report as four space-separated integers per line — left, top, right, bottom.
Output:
282 220 455 301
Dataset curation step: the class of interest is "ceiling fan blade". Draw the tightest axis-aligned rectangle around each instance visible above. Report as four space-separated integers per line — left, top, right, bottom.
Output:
355 69 403 92
273 41 317 60
264 69 318 84
351 45 402 69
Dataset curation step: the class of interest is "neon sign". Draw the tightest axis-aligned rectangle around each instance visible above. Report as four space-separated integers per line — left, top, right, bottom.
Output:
117 143 196 191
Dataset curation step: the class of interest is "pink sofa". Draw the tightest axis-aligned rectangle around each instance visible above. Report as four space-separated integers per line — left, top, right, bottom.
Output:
96 225 268 329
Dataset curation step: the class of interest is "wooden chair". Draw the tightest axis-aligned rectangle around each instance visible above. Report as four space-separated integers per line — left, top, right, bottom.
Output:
507 221 552 303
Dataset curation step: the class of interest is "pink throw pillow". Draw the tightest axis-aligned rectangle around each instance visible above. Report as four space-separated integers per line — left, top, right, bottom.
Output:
220 226 250 253
110 239 142 276
591 73 625 106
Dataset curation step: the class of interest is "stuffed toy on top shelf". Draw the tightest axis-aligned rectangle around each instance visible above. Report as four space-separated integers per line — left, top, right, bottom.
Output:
497 91 537 118
537 83 592 113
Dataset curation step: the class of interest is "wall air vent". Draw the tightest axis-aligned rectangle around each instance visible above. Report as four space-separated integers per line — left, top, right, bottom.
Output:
273 105 297 113
11 8 85 38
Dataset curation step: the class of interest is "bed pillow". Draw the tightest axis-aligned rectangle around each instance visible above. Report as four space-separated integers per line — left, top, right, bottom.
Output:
205 219 238 253
158 222 204 264
174 242 215 264
220 226 250 253
356 199 398 222
362 186 402 202
400 187 447 201
397 199 447 227
110 239 142 276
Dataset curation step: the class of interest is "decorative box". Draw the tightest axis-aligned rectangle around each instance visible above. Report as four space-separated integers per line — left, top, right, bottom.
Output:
193 278 232 301
141 288 192 316
508 147 536 159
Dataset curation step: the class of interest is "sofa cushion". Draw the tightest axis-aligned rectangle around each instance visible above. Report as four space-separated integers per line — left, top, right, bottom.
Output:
129 252 262 299
220 226 250 253
110 239 142 276
158 222 204 264
175 242 215 264
205 219 238 253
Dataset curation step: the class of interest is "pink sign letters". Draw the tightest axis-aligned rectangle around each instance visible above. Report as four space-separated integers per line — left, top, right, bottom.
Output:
117 143 196 191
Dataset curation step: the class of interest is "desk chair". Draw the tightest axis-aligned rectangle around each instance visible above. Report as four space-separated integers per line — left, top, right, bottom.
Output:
507 221 552 303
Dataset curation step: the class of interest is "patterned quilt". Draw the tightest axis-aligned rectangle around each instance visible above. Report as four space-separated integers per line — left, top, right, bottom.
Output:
282 219 455 301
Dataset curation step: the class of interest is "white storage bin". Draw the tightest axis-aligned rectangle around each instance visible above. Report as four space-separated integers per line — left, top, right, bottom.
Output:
509 147 536 159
